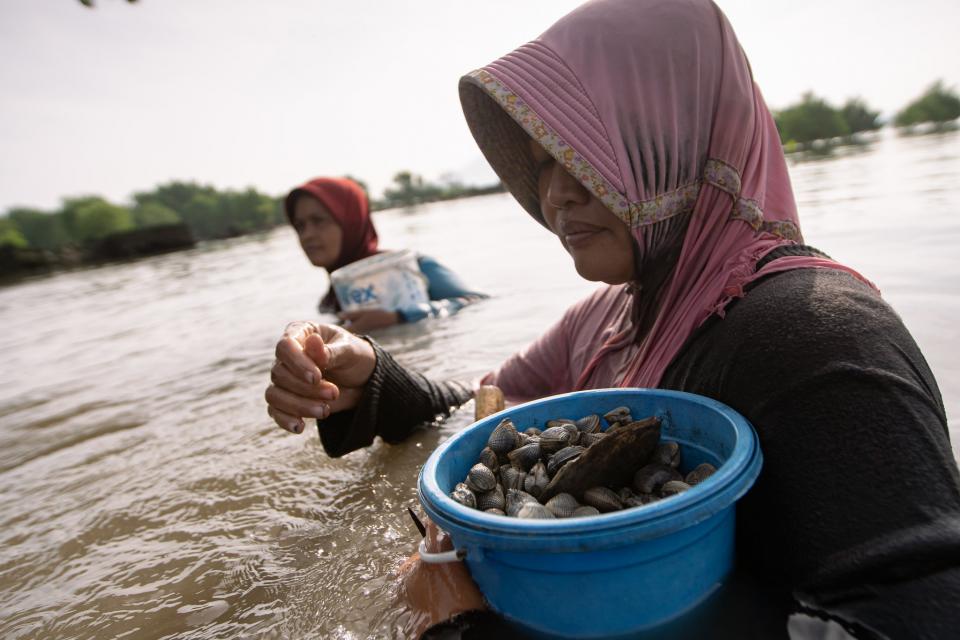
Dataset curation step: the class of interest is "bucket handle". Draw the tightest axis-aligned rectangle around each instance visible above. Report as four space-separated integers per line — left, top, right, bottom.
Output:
418 539 467 564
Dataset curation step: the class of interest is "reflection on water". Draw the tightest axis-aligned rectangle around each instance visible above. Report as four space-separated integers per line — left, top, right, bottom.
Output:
0 129 957 638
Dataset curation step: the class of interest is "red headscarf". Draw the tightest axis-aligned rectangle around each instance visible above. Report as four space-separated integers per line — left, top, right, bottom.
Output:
284 177 379 272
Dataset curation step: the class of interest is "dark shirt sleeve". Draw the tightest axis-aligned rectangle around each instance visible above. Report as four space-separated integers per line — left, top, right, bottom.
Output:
316 338 474 457
663 268 960 638
395 255 487 324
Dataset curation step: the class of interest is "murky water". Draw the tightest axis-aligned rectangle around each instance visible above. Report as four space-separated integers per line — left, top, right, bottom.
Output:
0 129 957 639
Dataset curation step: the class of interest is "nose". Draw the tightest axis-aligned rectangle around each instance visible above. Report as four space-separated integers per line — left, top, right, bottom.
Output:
547 162 590 209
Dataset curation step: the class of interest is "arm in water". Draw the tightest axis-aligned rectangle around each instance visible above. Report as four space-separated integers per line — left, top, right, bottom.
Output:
393 255 488 324
265 321 472 454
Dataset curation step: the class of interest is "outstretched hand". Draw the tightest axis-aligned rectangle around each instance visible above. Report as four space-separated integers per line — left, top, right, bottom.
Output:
265 321 376 433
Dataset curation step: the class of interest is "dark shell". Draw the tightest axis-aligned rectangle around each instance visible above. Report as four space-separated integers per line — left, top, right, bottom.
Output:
603 406 632 426
652 440 681 468
545 492 579 518
575 414 601 433
527 461 550 498
505 488 539 517
517 502 555 519
545 418 576 430
450 482 476 509
487 419 519 455
539 426 573 454
466 463 497 493
524 427 542 437
685 462 718 486
633 464 682 494
618 486 636 503
546 445 585 477
516 432 531 447
624 493 655 509
507 442 542 471
660 480 691 497
571 505 601 518
582 486 623 513
479 446 499 472
477 485 506 511
579 432 606 448
500 466 522 491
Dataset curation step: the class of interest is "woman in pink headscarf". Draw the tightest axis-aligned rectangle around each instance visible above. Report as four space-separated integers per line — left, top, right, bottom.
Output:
266 0 959 636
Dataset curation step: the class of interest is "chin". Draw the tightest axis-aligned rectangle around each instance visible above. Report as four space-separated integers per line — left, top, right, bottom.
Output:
573 262 631 285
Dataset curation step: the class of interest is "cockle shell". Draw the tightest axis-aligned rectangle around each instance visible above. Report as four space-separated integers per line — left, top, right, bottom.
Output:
545 492 579 518
579 432 606 448
538 426 573 454
500 466 522 491
582 486 623 513
505 488 539 517
575 414 601 433
603 406 632 426
571 505 601 517
508 442 542 471
479 446 499 471
660 480 691 497
517 502 555 519
466 463 497 493
652 441 681 468
487 419 519 455
546 445 585 477
477 485 505 511
633 464 681 494
685 462 717 486
450 482 476 508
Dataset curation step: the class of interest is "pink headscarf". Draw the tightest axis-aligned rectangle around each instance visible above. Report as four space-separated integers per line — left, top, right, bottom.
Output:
460 0 875 390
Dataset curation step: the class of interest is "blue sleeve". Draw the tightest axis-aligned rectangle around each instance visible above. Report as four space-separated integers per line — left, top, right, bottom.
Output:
395 255 487 323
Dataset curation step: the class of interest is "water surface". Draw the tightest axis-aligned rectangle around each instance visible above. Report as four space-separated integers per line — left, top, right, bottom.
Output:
0 129 957 639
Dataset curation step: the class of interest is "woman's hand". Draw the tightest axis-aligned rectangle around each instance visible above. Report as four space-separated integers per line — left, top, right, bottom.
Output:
338 308 400 333
265 321 376 433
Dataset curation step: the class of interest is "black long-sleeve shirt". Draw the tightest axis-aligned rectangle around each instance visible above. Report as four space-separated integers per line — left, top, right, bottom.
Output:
316 254 960 639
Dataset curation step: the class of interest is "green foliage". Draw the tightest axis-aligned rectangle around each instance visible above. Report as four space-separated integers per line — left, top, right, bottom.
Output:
894 80 960 127
71 199 134 243
840 98 882 134
132 202 180 228
373 171 504 210
774 92 850 145
0 218 28 248
7 208 68 250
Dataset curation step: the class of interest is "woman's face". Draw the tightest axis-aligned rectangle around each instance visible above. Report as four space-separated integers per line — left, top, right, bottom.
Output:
292 194 343 269
532 140 636 284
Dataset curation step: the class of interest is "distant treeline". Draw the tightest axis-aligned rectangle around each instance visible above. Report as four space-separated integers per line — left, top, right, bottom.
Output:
775 80 960 147
0 173 504 258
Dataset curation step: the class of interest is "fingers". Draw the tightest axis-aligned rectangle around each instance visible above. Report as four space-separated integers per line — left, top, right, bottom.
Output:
270 361 339 401
304 331 376 387
275 334 323 385
267 405 305 434
265 384 331 422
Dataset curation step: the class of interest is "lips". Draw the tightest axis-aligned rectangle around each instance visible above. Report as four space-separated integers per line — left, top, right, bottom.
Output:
559 220 605 248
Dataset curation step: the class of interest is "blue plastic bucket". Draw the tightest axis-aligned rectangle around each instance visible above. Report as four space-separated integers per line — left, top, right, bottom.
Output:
418 388 762 639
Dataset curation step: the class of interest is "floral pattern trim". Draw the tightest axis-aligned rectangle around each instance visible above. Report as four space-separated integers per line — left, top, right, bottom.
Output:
466 69 800 241
703 158 741 196
760 219 802 242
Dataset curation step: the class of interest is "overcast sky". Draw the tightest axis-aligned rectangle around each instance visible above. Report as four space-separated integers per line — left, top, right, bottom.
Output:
1 0 958 211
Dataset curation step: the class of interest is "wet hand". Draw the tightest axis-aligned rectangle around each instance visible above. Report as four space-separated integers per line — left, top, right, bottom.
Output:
265 321 376 433
338 308 400 333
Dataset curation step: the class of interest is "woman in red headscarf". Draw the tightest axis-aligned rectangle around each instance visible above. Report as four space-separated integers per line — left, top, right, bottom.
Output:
285 177 485 333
